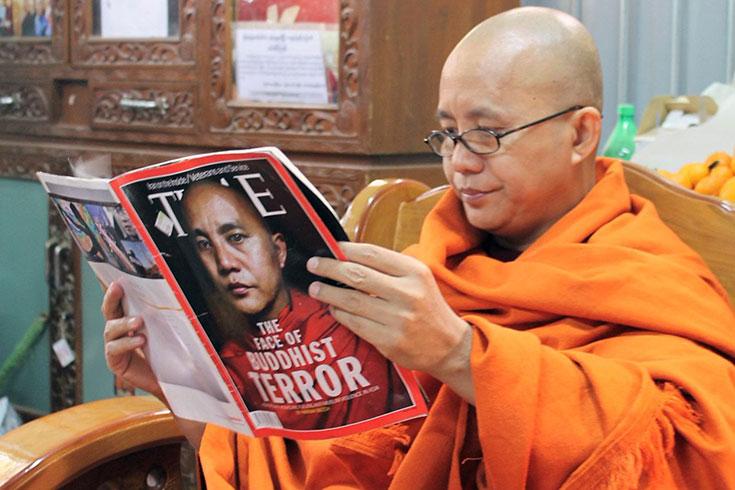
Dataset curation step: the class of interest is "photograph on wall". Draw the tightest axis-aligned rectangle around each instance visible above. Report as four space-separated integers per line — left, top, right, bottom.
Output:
10 0 52 38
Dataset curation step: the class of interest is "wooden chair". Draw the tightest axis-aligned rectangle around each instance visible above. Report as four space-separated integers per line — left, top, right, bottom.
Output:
341 161 735 305
0 396 185 489
1 161 733 489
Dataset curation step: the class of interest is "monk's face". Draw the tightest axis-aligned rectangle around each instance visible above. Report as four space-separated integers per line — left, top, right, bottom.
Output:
437 43 582 248
183 184 289 319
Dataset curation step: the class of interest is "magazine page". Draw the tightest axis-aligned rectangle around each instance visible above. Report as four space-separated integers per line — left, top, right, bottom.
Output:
36 173 253 435
110 148 428 439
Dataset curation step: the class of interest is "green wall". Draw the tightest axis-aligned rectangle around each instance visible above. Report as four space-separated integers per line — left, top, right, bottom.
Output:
0 178 50 412
82 263 113 400
0 177 113 414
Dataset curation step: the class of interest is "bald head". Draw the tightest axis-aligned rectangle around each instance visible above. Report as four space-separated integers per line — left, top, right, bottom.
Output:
445 7 602 111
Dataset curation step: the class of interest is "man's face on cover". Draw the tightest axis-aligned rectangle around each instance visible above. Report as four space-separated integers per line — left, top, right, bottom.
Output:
182 183 289 320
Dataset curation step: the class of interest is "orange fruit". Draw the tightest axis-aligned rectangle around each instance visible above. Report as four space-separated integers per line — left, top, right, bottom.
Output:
694 174 727 195
719 177 735 202
671 170 693 189
705 151 732 169
710 163 734 180
657 169 676 180
680 162 709 186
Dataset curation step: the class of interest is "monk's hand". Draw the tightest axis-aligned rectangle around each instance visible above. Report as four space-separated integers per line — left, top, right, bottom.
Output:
307 242 474 401
102 282 163 398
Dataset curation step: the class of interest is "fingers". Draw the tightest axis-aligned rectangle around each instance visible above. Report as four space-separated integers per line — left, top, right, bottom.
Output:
308 281 397 356
105 332 146 361
338 242 422 276
104 316 143 343
327 305 394 355
101 281 125 320
309 280 390 320
308 256 384 296
307 244 421 292
103 316 145 376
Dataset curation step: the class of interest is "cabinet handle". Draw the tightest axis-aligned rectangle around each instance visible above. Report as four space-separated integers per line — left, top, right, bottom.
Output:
52 243 69 291
46 238 70 290
120 96 169 116
45 238 59 286
0 95 17 107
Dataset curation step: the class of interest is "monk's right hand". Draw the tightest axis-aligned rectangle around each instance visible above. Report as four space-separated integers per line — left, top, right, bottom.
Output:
102 281 162 397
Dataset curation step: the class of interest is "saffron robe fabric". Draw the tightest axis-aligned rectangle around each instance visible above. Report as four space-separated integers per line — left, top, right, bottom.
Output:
199 158 735 488
220 288 413 432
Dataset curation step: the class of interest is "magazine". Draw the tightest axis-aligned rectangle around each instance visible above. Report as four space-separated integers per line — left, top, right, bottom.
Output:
37 147 428 439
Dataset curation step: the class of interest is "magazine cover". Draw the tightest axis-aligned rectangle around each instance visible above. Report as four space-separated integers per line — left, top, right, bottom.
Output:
39 147 428 439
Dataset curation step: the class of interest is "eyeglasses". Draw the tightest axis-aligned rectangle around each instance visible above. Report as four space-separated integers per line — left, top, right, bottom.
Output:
424 105 584 157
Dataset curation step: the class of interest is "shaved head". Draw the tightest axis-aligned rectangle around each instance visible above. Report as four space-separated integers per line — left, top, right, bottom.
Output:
445 7 602 111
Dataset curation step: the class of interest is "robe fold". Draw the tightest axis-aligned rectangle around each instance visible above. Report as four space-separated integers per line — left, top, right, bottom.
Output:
200 158 735 489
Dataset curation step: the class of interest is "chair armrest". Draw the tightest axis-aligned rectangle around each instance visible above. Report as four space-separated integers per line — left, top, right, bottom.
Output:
623 161 735 304
341 178 430 248
0 395 183 489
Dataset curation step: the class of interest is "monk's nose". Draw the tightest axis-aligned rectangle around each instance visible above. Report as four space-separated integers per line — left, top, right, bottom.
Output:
450 143 485 174
215 245 240 275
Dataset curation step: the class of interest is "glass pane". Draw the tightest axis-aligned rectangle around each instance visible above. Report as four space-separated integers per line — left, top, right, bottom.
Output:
0 0 53 39
91 0 179 39
231 0 340 107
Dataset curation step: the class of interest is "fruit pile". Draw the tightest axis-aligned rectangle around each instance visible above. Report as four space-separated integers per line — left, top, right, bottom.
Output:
658 150 735 203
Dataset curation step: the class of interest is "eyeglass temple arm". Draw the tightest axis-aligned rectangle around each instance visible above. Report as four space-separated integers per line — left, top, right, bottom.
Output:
496 105 584 138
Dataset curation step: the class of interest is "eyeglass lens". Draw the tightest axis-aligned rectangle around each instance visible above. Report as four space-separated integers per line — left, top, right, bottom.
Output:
429 129 499 157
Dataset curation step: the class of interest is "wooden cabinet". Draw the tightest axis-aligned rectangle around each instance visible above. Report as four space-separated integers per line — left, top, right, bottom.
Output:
0 0 517 410
1 0 518 195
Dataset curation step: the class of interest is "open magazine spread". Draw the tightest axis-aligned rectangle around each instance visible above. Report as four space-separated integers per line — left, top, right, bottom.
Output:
37 147 428 439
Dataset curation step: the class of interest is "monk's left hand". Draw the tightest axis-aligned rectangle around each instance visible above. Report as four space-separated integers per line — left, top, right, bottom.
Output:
307 241 475 403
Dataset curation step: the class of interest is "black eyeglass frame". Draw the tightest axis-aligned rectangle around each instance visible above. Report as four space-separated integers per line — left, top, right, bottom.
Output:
424 105 585 157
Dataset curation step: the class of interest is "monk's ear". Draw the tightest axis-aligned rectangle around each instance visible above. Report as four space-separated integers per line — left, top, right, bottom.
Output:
569 106 602 165
272 233 287 268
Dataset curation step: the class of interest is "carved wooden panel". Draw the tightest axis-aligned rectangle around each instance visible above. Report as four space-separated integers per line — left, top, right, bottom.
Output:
70 0 197 66
299 165 364 216
0 145 66 179
0 83 51 122
209 0 362 138
48 208 83 411
92 86 196 131
0 0 66 64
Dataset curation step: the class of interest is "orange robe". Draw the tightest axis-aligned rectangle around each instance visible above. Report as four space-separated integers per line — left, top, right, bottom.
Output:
199 158 735 488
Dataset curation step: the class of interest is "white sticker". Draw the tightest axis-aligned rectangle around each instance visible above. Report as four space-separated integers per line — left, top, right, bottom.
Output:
154 210 175 236
52 338 76 368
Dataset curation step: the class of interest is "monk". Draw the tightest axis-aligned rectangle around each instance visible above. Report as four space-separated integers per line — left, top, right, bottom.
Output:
102 6 735 488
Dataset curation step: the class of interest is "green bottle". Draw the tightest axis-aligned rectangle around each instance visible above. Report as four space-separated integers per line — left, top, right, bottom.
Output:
603 103 637 160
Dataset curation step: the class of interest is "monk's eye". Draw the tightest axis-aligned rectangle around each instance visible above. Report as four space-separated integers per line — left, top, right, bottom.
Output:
195 237 211 251
227 232 247 244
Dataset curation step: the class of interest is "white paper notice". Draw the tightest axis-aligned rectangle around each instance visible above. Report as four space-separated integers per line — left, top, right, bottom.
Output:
235 28 329 105
100 0 169 39
52 338 76 368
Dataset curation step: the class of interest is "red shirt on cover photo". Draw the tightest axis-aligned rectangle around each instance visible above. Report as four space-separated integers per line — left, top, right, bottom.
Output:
220 289 412 431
